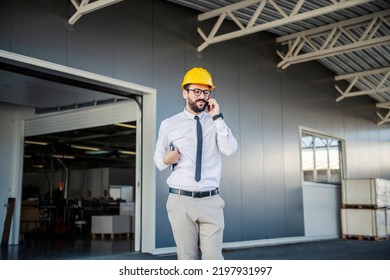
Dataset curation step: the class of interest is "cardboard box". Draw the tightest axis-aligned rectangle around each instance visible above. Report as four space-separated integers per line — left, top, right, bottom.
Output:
20 204 40 232
341 208 388 238
91 215 132 234
387 209 390 235
120 202 134 215
342 178 389 208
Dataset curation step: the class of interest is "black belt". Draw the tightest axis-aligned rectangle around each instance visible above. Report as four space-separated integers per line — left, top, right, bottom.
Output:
169 187 219 198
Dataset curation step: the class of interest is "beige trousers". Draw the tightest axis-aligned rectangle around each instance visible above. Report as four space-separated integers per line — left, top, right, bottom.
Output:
166 193 225 260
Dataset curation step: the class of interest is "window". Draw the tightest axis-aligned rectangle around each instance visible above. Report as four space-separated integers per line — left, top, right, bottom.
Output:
301 131 343 184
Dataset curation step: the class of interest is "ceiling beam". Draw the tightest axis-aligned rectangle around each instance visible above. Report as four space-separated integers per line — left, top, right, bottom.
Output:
196 0 374 52
335 67 390 102
276 10 390 69
69 0 124 25
376 102 390 126
334 66 390 126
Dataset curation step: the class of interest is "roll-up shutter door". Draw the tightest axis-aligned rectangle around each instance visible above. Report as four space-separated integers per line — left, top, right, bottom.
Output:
25 100 138 136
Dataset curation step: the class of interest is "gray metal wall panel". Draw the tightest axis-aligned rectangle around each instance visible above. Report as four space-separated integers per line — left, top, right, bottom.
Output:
238 35 267 240
261 58 287 238
67 2 115 76
280 73 306 237
3 0 390 249
343 97 380 178
368 126 382 179
10 0 68 64
0 0 11 50
113 1 153 87
379 129 390 178
343 112 360 178
214 40 242 242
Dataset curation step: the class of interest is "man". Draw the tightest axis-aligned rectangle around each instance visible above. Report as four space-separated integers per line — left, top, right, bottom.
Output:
154 67 238 260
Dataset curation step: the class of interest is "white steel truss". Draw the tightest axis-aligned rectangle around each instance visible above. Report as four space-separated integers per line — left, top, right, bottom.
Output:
335 67 390 125
335 67 390 102
276 10 390 69
69 0 124 25
376 102 390 126
196 0 374 52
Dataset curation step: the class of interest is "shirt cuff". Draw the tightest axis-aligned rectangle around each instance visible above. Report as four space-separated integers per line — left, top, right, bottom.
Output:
156 157 170 171
214 118 227 129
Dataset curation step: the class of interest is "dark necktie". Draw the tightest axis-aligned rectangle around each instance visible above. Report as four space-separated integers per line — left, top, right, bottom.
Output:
194 115 203 182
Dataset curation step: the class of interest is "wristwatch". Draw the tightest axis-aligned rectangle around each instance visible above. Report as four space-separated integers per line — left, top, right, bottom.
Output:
212 113 224 121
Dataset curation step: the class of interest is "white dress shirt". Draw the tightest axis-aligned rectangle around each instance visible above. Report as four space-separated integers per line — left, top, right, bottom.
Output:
154 109 238 192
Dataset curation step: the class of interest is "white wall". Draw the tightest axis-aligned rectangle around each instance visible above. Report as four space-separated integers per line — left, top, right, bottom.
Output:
0 103 34 244
302 184 341 237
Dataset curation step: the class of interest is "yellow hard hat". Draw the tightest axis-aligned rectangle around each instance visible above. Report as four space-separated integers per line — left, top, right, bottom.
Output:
181 67 215 90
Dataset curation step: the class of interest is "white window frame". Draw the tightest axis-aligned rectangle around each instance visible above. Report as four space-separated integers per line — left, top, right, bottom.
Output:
299 127 347 186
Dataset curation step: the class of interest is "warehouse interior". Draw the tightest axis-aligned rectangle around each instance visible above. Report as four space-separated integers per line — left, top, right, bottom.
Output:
0 50 144 253
21 121 137 234
1 0 390 259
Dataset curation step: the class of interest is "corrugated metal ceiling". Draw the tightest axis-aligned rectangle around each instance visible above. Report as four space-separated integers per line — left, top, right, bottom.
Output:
167 0 390 124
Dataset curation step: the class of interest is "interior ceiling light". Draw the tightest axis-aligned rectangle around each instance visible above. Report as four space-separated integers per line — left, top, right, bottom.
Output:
53 154 75 159
71 145 100 151
118 150 136 155
85 150 110 155
32 164 44 168
114 123 136 129
25 140 48 145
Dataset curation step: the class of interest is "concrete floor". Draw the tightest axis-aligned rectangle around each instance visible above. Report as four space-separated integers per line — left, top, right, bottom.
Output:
1 234 389 260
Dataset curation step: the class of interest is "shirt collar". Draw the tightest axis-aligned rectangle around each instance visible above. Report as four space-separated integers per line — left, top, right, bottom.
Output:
183 108 205 120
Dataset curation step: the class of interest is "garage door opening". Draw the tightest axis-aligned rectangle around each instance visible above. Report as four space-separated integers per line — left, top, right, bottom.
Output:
0 50 157 255
22 100 140 256
21 117 138 255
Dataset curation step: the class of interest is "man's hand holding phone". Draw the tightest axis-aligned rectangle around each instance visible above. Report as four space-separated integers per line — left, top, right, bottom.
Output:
206 97 220 116
164 143 180 170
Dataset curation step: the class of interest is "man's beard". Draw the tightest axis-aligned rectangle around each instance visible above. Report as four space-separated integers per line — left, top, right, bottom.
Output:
188 98 207 113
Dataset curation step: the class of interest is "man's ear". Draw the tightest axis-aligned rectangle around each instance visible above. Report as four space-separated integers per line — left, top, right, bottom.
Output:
182 89 188 100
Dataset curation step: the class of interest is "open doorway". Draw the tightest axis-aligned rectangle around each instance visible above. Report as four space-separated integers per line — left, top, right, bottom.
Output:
20 100 140 255
0 50 157 254
21 119 138 253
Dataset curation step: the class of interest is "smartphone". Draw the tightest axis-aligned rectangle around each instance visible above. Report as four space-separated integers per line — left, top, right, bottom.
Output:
206 97 215 112
169 143 176 171
206 101 210 112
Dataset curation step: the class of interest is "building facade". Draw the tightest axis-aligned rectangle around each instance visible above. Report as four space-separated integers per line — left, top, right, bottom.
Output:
1 0 389 254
